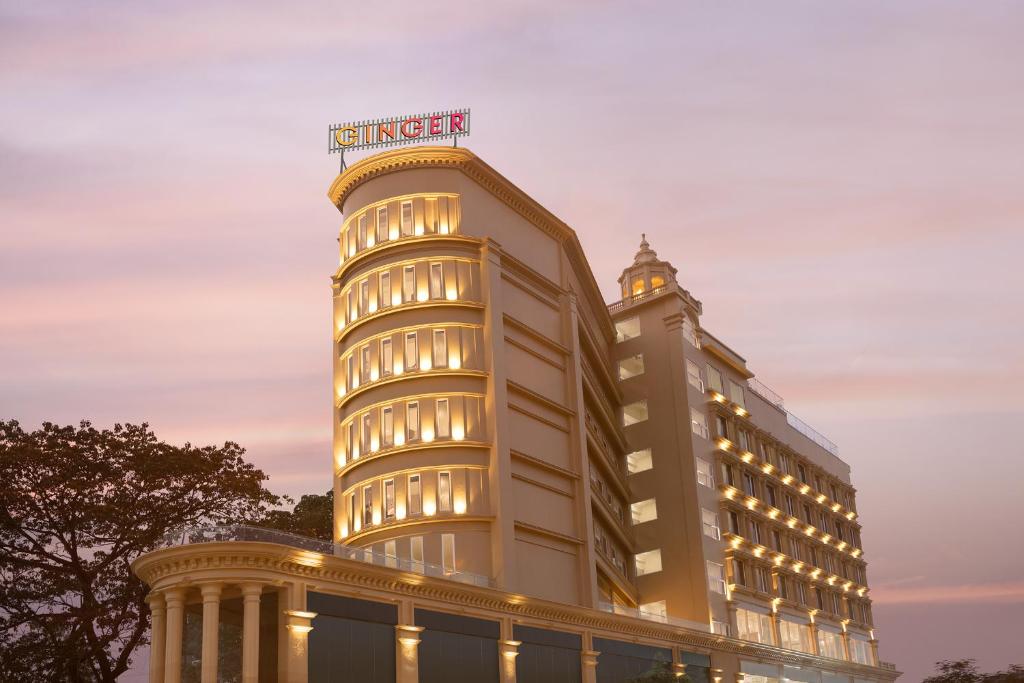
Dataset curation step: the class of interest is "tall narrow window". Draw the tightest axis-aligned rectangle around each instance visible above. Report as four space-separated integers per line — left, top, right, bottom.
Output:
404 331 418 370
696 458 714 487
707 561 726 594
403 265 416 302
441 533 456 574
406 401 420 441
362 485 373 525
683 318 701 348
376 206 388 241
359 279 369 315
381 338 393 377
357 214 367 250
347 421 355 459
408 474 422 515
349 493 357 530
432 329 447 368
435 399 450 438
400 201 413 236
410 536 424 572
690 409 709 439
429 262 443 299
379 271 391 308
384 479 395 520
702 508 721 540
686 359 704 391
381 406 394 447
346 354 355 390
361 413 372 452
438 471 452 512
360 345 371 383
707 365 724 393
384 539 397 568
729 380 746 409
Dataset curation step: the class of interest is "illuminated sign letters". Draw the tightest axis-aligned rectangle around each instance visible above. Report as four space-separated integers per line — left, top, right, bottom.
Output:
329 109 470 154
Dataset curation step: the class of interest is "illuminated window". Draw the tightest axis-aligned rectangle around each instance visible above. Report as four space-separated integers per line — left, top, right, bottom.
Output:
650 274 665 288
346 354 355 390
381 406 394 447
380 338 393 377
701 508 721 540
729 380 746 409
410 536 424 572
408 474 422 514
384 539 397 568
441 533 455 574
738 430 750 451
707 365 724 393
766 485 778 508
755 566 770 593
357 214 367 250
772 529 783 553
849 635 873 664
404 332 418 370
631 278 645 296
686 359 704 391
779 618 811 653
362 485 373 525
438 471 452 513
630 498 657 524
406 401 420 441
384 479 395 520
622 400 648 426
614 316 640 342
639 600 667 623
818 628 844 659
635 549 662 576
349 493 357 528
617 354 644 380
361 413 371 452
707 561 726 593
743 472 756 498
727 510 740 535
435 399 450 438
346 290 354 323
796 581 807 606
429 262 443 299
690 408 708 439
711 621 730 636
358 279 369 315
400 201 413 237
736 607 774 645
432 329 447 368
626 448 653 474
715 414 728 438
360 345 370 383
376 206 388 241
379 272 391 308
403 265 416 302
346 422 355 459
696 458 714 487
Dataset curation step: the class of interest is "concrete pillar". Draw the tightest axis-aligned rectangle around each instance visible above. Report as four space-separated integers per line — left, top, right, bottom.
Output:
147 593 167 683
769 612 782 647
726 600 739 637
841 630 852 662
241 583 263 683
283 610 317 683
500 640 520 683
396 624 424 683
163 587 186 683
807 620 819 656
582 650 600 683
199 584 222 683
869 639 880 666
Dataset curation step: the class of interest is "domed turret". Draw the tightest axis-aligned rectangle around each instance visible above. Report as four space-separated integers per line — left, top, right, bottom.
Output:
617 234 678 299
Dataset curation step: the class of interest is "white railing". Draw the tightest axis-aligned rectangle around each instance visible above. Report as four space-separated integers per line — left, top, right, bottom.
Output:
747 378 839 456
158 524 494 588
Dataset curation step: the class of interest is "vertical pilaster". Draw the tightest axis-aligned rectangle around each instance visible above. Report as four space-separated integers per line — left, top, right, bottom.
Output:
395 624 424 683
769 611 782 647
147 593 167 683
869 639 880 666
241 583 263 683
283 610 316 683
581 650 600 683
807 619 820 656
841 629 852 662
163 587 186 683
199 584 222 683
500 640 520 683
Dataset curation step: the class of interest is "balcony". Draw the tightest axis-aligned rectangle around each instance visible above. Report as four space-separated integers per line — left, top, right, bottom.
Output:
158 524 494 588
747 378 840 457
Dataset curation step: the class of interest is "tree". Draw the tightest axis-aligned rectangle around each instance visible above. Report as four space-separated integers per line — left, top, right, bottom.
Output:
924 661 1024 683
260 489 333 540
0 420 282 683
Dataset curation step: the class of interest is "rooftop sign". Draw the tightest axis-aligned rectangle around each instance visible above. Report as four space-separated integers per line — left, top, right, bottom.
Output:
328 109 471 158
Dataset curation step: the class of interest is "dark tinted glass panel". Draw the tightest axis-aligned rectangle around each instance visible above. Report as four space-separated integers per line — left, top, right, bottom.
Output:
594 637 673 683
514 625 582 683
417 609 499 683
309 594 396 683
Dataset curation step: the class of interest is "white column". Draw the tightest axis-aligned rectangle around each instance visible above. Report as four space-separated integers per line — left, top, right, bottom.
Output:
241 583 263 683
581 650 600 683
499 640 520 683
283 610 317 683
200 584 222 683
395 624 424 683
147 593 167 683
163 587 186 683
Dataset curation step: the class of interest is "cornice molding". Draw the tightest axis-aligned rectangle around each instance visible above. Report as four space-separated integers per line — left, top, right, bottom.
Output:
133 542 898 680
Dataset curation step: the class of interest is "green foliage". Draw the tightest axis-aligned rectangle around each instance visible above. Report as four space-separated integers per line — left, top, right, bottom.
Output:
924 660 1024 683
0 420 282 683
260 489 334 541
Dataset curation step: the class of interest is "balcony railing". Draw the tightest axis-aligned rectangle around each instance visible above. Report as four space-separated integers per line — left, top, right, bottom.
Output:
597 601 711 632
747 379 839 457
607 286 668 313
157 524 494 588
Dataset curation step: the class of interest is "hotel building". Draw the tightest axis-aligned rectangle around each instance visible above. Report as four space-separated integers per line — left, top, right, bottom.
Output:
133 146 898 683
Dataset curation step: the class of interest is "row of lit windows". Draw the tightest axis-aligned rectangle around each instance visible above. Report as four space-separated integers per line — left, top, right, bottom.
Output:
726 531 868 599
589 466 626 525
729 556 871 624
356 533 458 577
339 325 479 396
343 469 470 536
340 394 484 463
336 258 477 331
340 194 460 263
734 607 871 663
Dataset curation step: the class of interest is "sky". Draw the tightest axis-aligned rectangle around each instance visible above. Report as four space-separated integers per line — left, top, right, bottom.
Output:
2 1 1023 680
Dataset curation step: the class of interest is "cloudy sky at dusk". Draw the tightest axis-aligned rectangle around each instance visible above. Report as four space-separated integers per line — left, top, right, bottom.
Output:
2 1 1022 679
